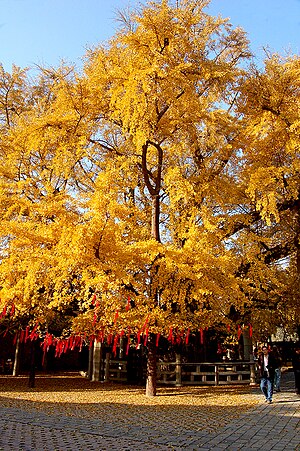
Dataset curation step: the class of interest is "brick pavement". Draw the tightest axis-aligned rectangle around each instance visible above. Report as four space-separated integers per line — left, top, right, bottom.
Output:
0 371 299 450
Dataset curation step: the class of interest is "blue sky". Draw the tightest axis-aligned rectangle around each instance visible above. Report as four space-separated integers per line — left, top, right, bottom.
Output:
0 0 299 72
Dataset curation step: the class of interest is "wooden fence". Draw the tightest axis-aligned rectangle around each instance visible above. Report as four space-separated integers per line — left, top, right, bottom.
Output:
157 360 257 386
102 354 257 386
104 358 128 382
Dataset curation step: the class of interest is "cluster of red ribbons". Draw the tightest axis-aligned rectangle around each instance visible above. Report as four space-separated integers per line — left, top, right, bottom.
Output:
1 295 253 361
0 303 15 319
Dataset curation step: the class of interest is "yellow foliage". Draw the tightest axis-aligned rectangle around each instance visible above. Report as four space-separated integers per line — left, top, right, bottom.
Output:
0 2 298 343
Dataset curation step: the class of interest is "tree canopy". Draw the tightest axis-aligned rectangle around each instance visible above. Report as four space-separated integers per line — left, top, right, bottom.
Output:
0 0 299 395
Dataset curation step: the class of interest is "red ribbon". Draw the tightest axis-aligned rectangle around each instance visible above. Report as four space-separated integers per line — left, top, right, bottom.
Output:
126 337 131 354
69 335 74 350
112 334 119 356
136 330 141 349
144 328 149 346
29 323 39 340
10 304 15 317
19 329 25 343
75 336 82 347
200 328 204 344
237 325 242 340
93 312 97 326
107 334 113 346
89 336 95 349
13 332 18 345
126 296 131 312
176 334 181 345
25 326 30 342
1 305 7 318
126 328 131 355
249 324 253 338
142 316 149 332
156 333 160 347
185 328 190 345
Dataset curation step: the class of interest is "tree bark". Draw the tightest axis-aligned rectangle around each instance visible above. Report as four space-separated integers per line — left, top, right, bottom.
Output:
146 333 157 397
142 140 162 396
88 343 93 379
243 325 252 361
151 195 161 242
13 336 21 377
92 340 102 381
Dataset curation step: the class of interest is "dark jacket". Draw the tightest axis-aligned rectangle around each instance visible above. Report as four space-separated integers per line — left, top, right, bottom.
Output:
292 350 300 372
257 352 277 380
272 349 282 368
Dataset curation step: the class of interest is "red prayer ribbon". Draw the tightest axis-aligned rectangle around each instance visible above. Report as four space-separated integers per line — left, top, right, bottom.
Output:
200 328 204 345
144 328 149 346
237 325 242 340
249 324 253 338
185 328 190 345
156 333 160 347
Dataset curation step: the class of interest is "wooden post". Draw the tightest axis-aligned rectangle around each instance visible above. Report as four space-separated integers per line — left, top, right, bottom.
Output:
119 336 125 359
215 364 219 386
104 352 111 382
175 353 182 386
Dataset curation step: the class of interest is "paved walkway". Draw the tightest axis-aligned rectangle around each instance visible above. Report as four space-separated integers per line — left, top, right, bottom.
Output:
0 372 299 450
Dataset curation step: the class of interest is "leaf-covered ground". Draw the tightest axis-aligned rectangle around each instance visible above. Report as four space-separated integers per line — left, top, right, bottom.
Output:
0 374 260 433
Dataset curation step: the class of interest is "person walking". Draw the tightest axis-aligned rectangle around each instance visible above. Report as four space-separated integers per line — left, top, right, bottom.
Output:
292 343 300 395
272 345 282 392
257 345 276 403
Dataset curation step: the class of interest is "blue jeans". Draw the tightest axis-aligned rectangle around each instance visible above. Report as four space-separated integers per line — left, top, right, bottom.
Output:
273 368 281 390
260 377 273 401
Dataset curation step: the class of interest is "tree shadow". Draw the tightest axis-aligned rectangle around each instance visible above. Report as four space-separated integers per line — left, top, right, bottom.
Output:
0 374 257 397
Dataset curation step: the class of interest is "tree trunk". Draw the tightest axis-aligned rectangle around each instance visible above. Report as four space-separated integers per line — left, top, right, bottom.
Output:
88 344 93 380
13 336 21 377
146 333 157 397
142 141 162 396
243 325 252 361
92 340 102 381
151 195 161 242
104 352 111 382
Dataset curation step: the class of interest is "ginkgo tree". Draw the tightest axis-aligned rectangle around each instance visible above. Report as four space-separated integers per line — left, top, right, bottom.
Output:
0 65 95 350
0 0 299 397
66 0 253 396
233 53 300 338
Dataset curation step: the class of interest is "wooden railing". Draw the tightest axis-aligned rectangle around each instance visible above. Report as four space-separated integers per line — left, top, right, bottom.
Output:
101 355 256 386
157 360 257 386
103 357 128 382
